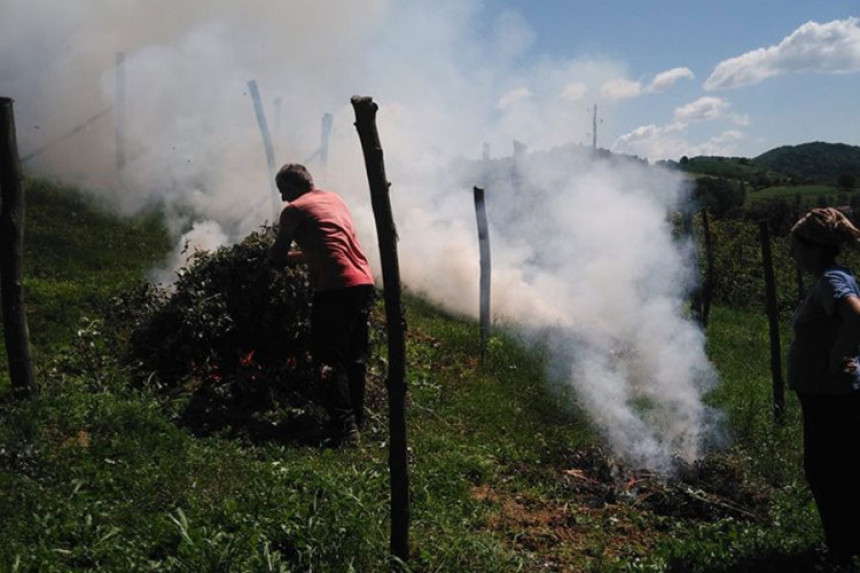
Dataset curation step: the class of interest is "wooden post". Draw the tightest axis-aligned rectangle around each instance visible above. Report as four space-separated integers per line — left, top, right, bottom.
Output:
701 209 714 328
273 96 283 138
247 80 279 220
759 221 784 423
115 52 126 188
684 210 703 325
473 186 491 360
482 143 490 186
320 113 333 175
0 97 37 397
512 140 526 196
350 95 409 563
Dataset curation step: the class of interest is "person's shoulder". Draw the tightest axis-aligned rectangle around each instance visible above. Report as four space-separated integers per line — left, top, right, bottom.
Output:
821 266 860 298
314 189 350 206
286 189 321 207
823 266 856 281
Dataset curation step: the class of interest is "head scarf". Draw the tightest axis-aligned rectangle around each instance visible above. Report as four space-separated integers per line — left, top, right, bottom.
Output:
790 207 860 247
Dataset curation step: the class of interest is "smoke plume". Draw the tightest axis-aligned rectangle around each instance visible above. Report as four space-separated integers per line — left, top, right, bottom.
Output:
1 0 720 471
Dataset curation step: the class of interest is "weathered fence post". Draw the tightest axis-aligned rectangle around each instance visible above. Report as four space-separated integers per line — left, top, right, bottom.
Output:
512 139 526 195
473 186 491 360
0 97 37 397
701 209 714 328
759 221 785 423
350 95 409 563
115 52 126 187
273 96 283 139
247 80 279 220
684 209 704 325
319 113 333 174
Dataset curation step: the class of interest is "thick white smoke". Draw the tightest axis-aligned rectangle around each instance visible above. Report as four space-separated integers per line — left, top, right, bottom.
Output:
1 0 720 471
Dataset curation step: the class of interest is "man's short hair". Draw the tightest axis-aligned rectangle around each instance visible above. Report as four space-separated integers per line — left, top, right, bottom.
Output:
276 164 314 193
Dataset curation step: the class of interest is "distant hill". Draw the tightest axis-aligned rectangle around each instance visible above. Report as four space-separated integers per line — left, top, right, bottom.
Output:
662 142 860 190
754 142 860 184
673 155 783 188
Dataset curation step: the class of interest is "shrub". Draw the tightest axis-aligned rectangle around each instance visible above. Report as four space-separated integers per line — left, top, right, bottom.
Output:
119 226 327 439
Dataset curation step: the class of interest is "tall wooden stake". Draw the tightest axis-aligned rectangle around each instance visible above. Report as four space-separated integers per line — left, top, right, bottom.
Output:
351 96 409 563
759 221 784 423
684 210 703 324
512 140 526 195
0 97 37 397
115 52 126 188
320 113 333 175
247 80 279 220
273 96 283 138
474 186 491 360
701 209 714 328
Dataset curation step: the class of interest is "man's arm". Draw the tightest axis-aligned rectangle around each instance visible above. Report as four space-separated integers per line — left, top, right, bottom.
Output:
268 208 305 267
830 295 860 374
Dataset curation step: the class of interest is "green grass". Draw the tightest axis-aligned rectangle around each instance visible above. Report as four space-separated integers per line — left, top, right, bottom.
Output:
19 178 169 348
0 179 838 571
0 178 170 392
746 184 840 204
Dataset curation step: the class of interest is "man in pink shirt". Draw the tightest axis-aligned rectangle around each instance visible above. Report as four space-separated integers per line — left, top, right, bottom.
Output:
268 164 375 445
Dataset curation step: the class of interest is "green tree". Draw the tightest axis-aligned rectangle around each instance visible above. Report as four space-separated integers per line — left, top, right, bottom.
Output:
838 173 856 192
693 176 745 219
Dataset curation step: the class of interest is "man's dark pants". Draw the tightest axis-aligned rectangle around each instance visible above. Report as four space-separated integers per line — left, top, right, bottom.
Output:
311 284 374 434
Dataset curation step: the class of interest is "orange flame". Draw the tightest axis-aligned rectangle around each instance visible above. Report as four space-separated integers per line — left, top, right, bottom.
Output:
240 350 255 366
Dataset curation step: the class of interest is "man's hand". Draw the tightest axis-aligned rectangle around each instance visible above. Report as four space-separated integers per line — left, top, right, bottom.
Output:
267 246 304 268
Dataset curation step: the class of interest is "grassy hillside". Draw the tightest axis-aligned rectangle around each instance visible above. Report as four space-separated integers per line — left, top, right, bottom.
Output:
667 143 859 212
0 179 840 571
755 142 860 184
745 184 842 206
0 179 170 388
681 156 782 186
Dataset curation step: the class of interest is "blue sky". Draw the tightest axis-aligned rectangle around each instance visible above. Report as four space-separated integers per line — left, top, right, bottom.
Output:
491 1 860 159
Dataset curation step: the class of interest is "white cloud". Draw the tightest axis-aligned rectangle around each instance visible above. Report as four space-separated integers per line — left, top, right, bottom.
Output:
497 87 532 108
647 67 694 92
729 113 750 126
613 124 690 160
705 17 860 90
598 67 692 99
674 96 729 123
613 124 746 161
560 82 587 101
710 130 746 144
600 78 643 100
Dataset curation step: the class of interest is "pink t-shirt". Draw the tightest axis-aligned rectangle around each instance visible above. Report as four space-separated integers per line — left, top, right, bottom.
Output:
279 189 374 292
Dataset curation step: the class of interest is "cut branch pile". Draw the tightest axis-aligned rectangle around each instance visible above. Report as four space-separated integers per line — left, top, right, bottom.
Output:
118 226 383 441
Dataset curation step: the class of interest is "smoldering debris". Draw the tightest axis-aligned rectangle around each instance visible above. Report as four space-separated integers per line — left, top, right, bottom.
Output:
561 445 766 521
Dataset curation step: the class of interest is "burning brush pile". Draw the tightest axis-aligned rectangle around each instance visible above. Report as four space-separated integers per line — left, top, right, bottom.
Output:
119 225 382 442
